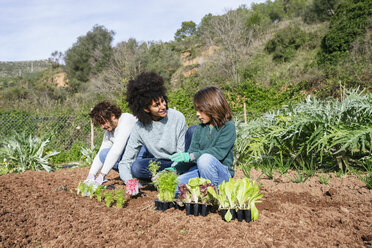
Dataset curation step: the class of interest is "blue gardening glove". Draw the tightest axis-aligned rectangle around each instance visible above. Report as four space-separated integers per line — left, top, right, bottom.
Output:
170 152 190 162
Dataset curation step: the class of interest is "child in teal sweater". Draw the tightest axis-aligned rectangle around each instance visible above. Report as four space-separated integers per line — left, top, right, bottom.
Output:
170 86 236 187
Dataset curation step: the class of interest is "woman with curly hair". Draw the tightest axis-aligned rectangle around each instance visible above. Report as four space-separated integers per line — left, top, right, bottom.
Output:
118 71 192 191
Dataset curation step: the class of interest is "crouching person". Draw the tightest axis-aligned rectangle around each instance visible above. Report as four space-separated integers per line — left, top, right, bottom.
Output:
170 86 236 190
84 101 137 185
118 71 188 194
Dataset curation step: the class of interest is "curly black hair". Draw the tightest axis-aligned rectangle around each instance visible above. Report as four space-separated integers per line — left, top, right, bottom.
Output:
89 101 122 126
126 71 168 125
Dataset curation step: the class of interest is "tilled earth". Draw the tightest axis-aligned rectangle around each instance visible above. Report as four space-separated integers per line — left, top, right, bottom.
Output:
0 167 371 248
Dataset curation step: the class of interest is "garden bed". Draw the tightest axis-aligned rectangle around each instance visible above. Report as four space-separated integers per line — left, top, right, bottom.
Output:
0 167 371 247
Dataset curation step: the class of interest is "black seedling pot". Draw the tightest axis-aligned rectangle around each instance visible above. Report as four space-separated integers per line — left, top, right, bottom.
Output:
201 204 210 217
154 199 161 210
193 203 200 216
154 200 173 212
244 209 252 223
168 202 175 209
236 210 244 222
174 202 185 211
219 209 236 221
185 203 192 215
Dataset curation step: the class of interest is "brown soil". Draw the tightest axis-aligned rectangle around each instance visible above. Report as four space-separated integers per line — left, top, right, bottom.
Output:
0 167 371 248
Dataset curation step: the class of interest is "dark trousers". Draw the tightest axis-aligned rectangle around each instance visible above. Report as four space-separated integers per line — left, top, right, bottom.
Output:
130 125 196 180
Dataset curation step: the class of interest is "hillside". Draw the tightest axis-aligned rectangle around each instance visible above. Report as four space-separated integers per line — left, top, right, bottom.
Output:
0 60 51 77
0 0 371 115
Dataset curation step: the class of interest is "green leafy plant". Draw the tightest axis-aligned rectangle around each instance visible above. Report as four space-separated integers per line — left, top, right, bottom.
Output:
236 88 371 177
185 177 211 204
286 162 311 183
177 184 192 204
104 191 114 207
355 159 372 189
76 182 88 196
241 162 253 179
0 132 59 173
95 185 105 202
208 178 263 222
153 171 179 201
114 189 126 208
80 145 97 166
318 174 331 185
148 159 160 178
87 184 95 199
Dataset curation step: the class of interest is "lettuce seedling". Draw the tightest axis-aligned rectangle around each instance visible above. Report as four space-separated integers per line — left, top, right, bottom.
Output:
200 183 216 205
235 178 252 209
148 160 160 178
76 182 88 197
224 179 237 209
114 189 126 208
154 170 179 201
87 184 95 199
185 177 211 204
95 185 105 202
247 181 263 221
104 191 114 207
177 184 191 204
207 181 229 209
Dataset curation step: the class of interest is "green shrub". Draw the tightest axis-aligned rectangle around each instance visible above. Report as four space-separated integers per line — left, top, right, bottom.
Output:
235 87 371 173
318 0 372 65
265 24 307 62
0 132 59 173
303 0 341 24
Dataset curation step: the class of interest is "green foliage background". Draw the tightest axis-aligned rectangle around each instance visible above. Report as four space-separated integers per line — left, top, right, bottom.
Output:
0 0 371 180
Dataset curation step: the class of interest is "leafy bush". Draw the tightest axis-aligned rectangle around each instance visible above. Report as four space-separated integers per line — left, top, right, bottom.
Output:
235 87 371 173
318 0 372 65
0 132 59 173
303 0 341 24
265 25 307 62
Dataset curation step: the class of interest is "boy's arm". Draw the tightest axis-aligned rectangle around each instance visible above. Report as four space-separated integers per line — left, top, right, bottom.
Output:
88 131 111 176
101 114 137 175
117 126 142 183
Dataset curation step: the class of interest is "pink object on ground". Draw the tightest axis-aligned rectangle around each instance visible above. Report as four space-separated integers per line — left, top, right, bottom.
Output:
126 179 140 196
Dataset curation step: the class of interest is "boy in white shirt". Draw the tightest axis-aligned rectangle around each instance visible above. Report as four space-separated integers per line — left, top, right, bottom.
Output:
84 101 137 185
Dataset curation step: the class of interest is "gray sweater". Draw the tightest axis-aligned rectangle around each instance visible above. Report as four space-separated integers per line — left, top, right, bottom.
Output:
118 108 187 183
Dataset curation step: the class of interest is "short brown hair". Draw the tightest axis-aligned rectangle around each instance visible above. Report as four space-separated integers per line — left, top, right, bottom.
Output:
193 86 233 129
89 101 122 125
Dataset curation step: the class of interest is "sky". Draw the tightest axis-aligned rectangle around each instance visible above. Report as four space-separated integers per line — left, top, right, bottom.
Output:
0 0 265 62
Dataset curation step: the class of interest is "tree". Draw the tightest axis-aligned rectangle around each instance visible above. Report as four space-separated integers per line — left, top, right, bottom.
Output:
90 38 148 97
64 25 114 82
318 0 372 65
174 21 197 41
48 51 64 68
200 10 252 84
303 0 341 24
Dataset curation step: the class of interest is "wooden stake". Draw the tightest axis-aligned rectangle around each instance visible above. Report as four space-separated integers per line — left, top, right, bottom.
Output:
90 108 94 149
243 102 247 124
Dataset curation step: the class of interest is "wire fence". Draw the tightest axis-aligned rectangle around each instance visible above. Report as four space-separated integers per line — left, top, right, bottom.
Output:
0 108 251 154
0 111 103 151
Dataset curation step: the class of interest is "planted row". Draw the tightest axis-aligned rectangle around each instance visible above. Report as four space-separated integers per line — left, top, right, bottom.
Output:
76 182 127 208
